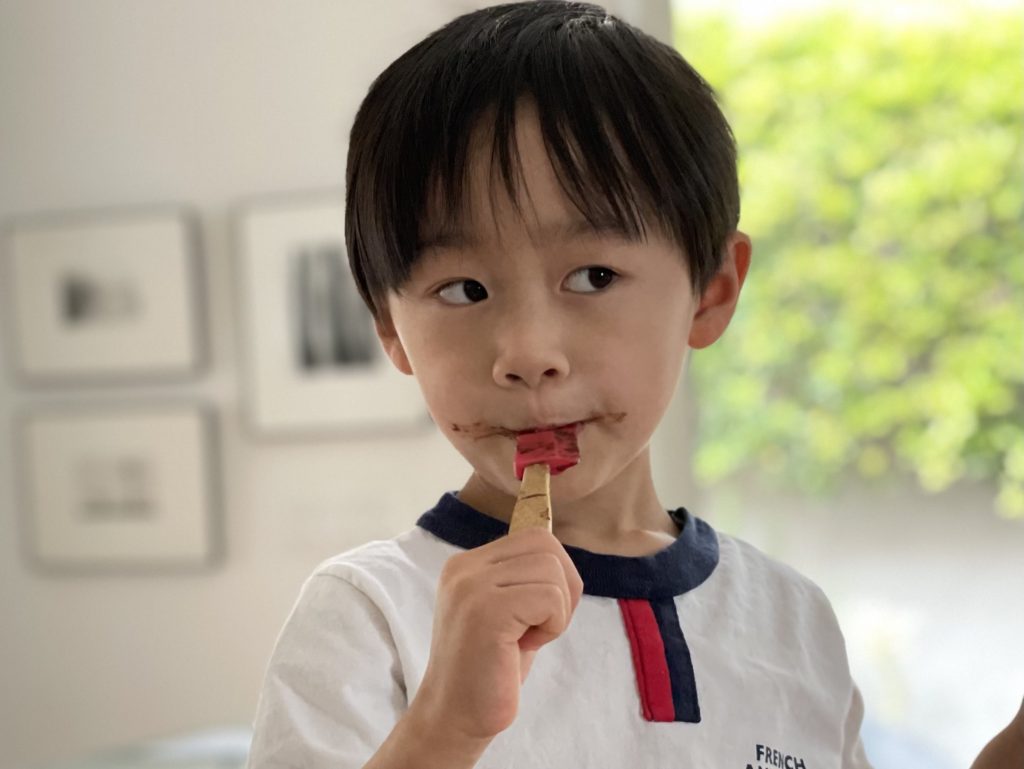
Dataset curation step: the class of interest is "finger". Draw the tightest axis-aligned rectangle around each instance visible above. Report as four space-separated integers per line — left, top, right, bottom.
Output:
501 583 569 648
490 552 571 620
479 526 556 562
481 529 581 601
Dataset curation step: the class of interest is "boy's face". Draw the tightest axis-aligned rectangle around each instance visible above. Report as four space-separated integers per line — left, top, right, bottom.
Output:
375 104 749 511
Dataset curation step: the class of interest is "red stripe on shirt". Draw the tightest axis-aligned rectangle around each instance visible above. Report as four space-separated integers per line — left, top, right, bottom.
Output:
618 598 676 722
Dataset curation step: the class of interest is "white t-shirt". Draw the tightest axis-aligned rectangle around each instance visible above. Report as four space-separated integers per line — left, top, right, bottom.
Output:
247 492 873 769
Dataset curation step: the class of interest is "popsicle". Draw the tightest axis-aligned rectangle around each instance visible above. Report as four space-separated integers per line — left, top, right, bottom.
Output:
507 423 581 533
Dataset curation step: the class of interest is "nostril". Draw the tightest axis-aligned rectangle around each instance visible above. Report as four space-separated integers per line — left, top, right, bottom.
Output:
497 362 568 386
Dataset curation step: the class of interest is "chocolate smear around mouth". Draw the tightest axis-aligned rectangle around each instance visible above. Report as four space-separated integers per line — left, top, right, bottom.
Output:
449 411 626 440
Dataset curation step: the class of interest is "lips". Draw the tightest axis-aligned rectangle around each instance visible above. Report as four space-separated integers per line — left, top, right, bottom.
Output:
450 412 623 440
515 420 585 436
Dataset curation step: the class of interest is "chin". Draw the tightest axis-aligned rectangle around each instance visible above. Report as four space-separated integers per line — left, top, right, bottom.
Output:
547 465 609 505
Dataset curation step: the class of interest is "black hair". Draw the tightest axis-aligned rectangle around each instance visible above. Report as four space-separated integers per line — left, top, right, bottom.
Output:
345 0 740 320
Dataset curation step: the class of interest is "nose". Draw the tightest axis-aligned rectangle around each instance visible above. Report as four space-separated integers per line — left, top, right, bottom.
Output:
491 303 571 389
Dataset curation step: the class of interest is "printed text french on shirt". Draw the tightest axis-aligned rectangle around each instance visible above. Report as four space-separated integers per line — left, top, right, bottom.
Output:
745 743 808 769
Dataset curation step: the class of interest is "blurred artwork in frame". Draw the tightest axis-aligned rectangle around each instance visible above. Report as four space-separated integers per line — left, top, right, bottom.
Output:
291 241 376 371
17 405 219 574
236 192 427 437
1 208 204 385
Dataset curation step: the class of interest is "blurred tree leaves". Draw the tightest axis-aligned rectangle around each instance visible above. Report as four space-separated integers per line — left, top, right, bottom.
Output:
675 9 1024 516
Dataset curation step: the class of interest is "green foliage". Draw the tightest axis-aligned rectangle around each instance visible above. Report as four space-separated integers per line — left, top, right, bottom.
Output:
675 9 1024 516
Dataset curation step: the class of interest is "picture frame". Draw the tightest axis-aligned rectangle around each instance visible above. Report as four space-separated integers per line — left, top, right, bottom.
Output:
235 191 428 437
1 207 204 385
16 405 220 574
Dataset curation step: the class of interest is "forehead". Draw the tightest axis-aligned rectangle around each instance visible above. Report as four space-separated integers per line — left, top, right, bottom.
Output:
419 215 638 257
419 108 567 240
417 103 647 253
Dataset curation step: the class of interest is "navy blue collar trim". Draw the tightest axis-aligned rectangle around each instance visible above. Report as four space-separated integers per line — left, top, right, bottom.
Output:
415 492 720 599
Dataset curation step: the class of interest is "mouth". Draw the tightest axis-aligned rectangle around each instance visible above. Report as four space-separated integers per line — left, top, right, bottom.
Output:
450 412 625 440
515 420 586 437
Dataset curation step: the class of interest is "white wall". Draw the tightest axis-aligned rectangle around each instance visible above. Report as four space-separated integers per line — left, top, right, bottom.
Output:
0 2 1020 769
0 2 478 766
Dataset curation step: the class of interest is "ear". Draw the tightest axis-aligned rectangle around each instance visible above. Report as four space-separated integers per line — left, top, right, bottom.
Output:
373 306 414 376
688 231 752 350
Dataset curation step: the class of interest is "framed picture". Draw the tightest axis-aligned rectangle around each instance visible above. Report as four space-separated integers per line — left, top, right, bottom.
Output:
17 405 220 573
2 208 204 384
235 192 427 436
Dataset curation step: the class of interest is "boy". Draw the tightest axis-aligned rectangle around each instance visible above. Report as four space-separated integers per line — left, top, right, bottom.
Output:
247 3 1023 767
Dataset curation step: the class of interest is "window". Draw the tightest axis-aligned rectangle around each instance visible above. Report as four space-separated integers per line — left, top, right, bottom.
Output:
674 0 1024 765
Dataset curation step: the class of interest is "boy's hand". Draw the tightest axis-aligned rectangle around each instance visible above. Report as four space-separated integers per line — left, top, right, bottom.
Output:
409 527 584 746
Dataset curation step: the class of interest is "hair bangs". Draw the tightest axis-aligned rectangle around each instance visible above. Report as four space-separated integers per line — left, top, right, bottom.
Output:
422 96 656 256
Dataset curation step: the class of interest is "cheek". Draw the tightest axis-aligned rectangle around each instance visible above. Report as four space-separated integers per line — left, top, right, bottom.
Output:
405 341 479 420
600 315 687 416
400 319 462 381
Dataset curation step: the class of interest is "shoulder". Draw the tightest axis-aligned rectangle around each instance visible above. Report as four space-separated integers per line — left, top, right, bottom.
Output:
707 528 847 650
713 528 831 604
691 527 856 689
299 525 457 608
272 526 453 652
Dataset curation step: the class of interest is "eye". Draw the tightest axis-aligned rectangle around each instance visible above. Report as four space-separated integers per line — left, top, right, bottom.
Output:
436 279 489 305
565 266 619 293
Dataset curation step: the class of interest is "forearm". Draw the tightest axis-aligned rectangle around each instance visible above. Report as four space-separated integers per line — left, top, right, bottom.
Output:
363 702 494 769
969 698 1024 769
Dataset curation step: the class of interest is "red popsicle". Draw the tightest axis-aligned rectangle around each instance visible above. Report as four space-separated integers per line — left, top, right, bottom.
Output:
514 423 582 480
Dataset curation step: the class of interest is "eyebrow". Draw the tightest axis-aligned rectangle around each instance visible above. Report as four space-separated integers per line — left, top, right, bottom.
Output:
416 215 639 252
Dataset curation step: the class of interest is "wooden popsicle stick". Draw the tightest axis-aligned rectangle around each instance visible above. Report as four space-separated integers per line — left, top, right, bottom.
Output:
507 463 552 533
